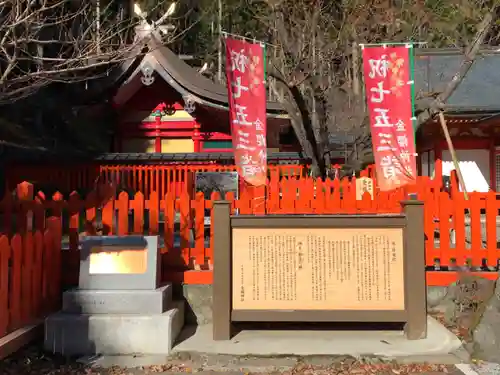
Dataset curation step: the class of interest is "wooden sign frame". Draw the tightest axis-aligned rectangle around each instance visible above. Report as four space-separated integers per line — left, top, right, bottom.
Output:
212 201 426 341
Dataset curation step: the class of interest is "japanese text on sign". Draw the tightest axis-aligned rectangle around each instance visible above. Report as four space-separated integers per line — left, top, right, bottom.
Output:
362 46 417 191
232 227 405 311
225 38 267 186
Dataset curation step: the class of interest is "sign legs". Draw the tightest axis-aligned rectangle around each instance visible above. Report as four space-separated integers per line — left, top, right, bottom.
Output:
213 201 233 340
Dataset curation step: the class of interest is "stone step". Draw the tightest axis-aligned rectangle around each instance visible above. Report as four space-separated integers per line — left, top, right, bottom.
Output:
62 284 172 314
44 301 184 356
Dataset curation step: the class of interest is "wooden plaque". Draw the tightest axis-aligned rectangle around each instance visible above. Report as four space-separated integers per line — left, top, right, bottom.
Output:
356 177 374 200
232 227 404 311
212 201 427 341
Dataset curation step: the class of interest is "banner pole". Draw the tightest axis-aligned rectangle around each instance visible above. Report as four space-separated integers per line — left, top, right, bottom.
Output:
263 43 267 82
408 44 417 148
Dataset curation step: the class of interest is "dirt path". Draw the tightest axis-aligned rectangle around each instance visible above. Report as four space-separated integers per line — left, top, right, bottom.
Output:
0 344 469 375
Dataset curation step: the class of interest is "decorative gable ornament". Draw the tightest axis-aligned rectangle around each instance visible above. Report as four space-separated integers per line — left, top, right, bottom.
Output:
140 62 155 86
183 95 196 114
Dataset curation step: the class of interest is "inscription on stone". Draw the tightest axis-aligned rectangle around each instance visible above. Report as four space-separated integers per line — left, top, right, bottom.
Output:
87 299 105 305
232 227 405 311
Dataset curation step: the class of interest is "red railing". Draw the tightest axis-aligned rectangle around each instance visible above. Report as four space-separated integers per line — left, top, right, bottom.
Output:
5 163 378 199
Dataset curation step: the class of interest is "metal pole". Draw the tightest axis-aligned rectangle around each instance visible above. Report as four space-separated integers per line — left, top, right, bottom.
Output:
312 32 316 125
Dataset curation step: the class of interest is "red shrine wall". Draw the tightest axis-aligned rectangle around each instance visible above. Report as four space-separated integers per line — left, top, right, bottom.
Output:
115 80 284 154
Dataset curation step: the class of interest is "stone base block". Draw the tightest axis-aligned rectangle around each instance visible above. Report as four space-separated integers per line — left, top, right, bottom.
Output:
62 285 172 314
44 301 184 356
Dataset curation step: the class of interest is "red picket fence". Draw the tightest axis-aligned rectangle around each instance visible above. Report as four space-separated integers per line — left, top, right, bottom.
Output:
0 186 64 339
1 171 497 339
0 180 117 339
0 228 61 338
426 191 500 267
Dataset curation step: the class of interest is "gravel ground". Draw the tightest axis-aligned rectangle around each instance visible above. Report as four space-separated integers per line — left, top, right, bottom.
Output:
468 361 500 375
0 344 467 375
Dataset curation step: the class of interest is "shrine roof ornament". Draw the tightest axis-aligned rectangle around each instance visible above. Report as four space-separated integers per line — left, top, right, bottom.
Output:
140 62 155 86
182 94 196 114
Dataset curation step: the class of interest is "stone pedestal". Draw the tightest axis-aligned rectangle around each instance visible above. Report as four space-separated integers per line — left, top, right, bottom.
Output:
45 286 184 356
45 301 184 356
44 236 184 356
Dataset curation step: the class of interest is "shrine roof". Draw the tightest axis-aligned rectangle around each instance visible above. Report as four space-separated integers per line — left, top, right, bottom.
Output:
113 41 500 119
414 48 500 113
94 151 317 164
6 151 347 165
113 33 286 117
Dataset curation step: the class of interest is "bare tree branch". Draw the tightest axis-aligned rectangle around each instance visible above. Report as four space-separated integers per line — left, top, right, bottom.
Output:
417 5 498 124
250 0 500 177
0 0 202 104
268 63 322 175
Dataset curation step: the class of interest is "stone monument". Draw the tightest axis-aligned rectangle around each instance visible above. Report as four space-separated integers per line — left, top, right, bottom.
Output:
45 235 184 355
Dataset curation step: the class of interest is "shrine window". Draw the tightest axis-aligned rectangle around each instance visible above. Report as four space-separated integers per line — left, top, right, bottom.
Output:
201 140 233 152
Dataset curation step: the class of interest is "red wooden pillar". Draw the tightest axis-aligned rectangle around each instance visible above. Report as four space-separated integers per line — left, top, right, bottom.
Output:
434 143 443 188
193 122 202 152
155 115 162 152
155 136 161 152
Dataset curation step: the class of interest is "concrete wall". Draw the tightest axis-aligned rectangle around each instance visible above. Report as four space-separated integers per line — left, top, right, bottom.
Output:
173 284 214 325
176 284 450 325
161 139 194 153
122 138 157 153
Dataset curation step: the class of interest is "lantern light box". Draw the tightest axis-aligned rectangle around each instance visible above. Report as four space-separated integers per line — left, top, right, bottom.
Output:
79 236 161 290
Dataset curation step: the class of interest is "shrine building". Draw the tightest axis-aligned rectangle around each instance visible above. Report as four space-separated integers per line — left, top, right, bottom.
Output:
111 33 292 155
109 33 500 192
414 49 500 192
